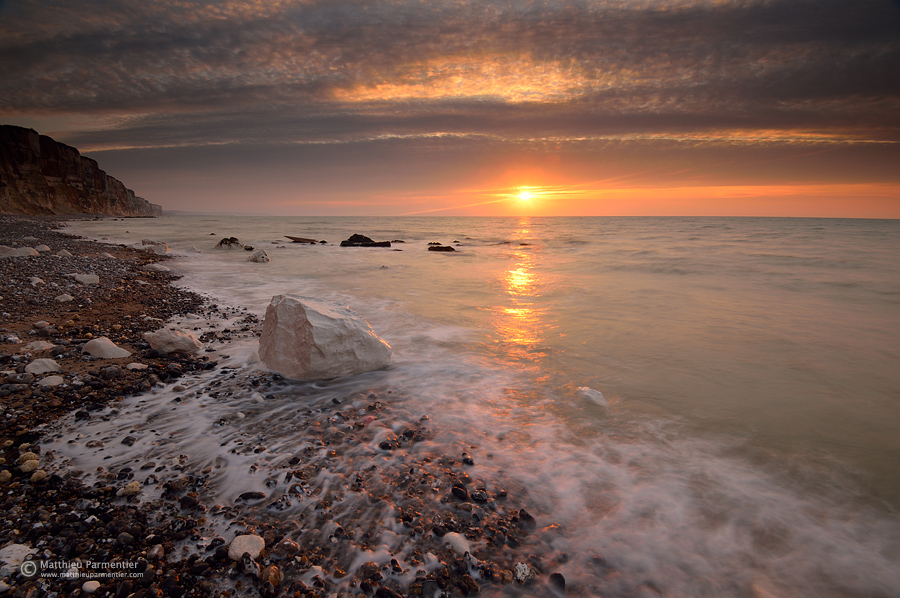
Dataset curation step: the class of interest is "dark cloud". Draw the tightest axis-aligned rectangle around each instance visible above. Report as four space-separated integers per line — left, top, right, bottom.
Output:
1 0 898 161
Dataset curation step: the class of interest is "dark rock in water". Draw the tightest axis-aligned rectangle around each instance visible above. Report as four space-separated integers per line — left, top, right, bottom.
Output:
341 233 392 248
470 489 488 503
375 588 403 598
518 508 537 528
550 572 566 592
451 485 469 501
461 452 475 465
243 245 254 251
459 574 480 595
121 436 136 447
237 491 266 501
215 237 243 249
428 245 456 252
428 242 441 245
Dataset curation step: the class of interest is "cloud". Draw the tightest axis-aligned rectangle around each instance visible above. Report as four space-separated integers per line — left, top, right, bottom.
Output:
1 0 898 152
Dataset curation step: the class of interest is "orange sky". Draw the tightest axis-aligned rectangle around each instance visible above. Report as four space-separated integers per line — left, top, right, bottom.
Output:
1 0 898 217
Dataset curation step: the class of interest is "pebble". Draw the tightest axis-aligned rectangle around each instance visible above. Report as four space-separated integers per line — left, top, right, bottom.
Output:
117 480 141 496
25 358 60 374
228 534 265 561
82 580 101 594
443 532 470 555
514 562 536 583
29 469 47 483
19 460 40 473
39 375 65 387
550 572 566 592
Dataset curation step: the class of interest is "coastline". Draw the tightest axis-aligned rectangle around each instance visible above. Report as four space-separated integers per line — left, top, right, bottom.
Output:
0 215 553 598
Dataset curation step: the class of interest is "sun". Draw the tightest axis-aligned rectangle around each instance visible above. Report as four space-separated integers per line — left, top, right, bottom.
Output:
518 190 533 201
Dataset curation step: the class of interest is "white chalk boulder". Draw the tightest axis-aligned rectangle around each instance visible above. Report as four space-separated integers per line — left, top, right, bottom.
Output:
25 358 60 375
259 295 391 380
83 337 131 359
143 328 203 354
142 263 171 273
73 273 100 285
248 250 270 263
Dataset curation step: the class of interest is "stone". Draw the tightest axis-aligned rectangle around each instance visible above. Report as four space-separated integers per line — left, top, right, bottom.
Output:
99 252 116 259
187 246 202 253
577 386 608 407
55 293 74 302
514 562 536 583
143 328 203 354
118 481 141 496
82 580 101 594
0 544 33 576
29 276 44 285
56 249 73 257
228 534 265 561
549 572 566 592
259 294 391 380
0 470 10 484
443 532 470 555
19 460 39 473
126 362 149 370
248 250 270 263
24 340 54 351
39 375 64 387
74 273 100 285
216 237 243 249
141 263 171 273
30 470 47 483
427 245 456 252
0 246 39 257
35 244 51 252
260 565 283 587
340 233 391 247
139 239 170 254
83 337 132 359
25 358 60 374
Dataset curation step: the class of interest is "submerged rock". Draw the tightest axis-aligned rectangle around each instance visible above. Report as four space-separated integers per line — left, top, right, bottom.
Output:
259 294 392 380
216 237 243 249
248 249 270 263
340 233 391 248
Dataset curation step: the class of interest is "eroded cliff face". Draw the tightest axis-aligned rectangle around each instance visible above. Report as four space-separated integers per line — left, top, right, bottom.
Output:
0 125 162 217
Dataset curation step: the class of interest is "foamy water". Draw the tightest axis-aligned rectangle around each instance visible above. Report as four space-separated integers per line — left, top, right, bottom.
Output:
53 215 900 597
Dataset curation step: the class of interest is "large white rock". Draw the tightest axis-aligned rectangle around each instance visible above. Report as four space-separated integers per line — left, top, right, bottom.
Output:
248 250 270 263
54 293 74 302
83 337 131 359
25 358 60 374
143 328 203 354
259 295 391 380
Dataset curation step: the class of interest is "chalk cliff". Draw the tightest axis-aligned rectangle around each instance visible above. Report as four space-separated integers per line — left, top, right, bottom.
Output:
0 125 162 217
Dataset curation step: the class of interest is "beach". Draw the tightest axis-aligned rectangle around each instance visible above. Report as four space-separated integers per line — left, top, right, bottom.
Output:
0 216 554 598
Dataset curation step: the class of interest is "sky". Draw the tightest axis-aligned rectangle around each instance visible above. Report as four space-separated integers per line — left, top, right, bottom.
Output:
1 0 899 217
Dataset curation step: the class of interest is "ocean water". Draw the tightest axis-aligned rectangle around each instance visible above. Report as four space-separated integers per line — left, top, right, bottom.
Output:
60 215 900 597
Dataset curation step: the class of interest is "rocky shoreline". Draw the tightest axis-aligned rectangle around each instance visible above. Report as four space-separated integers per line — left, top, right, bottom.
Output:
0 216 570 598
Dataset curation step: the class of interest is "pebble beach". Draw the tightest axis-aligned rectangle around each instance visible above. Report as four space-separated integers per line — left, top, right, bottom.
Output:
0 216 558 598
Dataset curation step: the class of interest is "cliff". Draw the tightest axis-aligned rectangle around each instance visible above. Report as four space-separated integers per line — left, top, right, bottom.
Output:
0 125 162 217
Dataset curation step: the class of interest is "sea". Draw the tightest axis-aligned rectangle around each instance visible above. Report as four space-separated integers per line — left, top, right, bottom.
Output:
60 215 900 597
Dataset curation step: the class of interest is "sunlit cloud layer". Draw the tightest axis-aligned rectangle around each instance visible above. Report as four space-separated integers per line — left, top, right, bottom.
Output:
1 0 898 215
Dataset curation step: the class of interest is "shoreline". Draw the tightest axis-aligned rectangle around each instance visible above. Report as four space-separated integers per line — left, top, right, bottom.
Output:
0 215 556 598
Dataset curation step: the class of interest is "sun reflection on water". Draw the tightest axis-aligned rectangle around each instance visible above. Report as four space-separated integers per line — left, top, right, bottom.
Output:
488 219 555 363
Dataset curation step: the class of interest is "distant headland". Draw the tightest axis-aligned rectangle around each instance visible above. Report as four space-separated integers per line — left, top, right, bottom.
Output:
0 124 161 217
